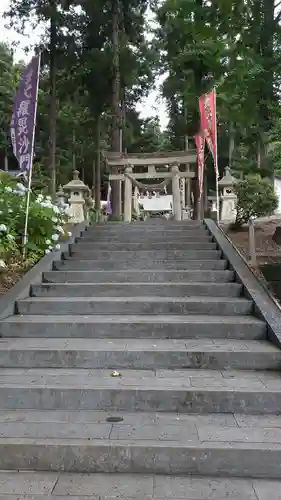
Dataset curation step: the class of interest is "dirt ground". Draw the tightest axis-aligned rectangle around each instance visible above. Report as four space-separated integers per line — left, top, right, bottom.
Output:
0 269 24 297
225 218 281 264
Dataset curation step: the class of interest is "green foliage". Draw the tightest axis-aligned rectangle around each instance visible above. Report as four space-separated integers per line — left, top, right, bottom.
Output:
0 43 19 155
234 174 278 226
0 173 69 262
154 0 281 173
3 0 159 188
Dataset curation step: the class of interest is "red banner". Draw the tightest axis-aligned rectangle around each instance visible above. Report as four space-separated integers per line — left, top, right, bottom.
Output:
199 89 218 174
194 134 205 199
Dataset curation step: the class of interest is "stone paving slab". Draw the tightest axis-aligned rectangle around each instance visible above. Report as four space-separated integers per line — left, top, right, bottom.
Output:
0 410 239 427
1 411 281 443
0 338 275 351
0 367 276 388
0 471 57 494
0 368 280 412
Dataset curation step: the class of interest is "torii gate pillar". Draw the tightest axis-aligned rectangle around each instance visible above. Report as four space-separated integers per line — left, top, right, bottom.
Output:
171 163 181 221
124 165 133 221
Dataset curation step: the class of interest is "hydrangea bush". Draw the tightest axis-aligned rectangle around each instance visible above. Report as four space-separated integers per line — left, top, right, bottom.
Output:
0 173 71 265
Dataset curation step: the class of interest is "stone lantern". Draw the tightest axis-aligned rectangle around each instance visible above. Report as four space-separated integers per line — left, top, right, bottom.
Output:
56 185 66 208
218 166 238 223
63 170 89 223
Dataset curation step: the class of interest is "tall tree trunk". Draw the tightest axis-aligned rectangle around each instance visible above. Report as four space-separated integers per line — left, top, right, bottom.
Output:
72 127 76 170
228 121 235 168
257 137 261 169
95 115 101 215
110 0 121 217
257 0 274 169
49 0 57 196
4 154 8 171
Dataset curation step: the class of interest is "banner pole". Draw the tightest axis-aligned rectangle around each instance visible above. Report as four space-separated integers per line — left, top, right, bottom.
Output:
23 53 41 258
214 87 219 224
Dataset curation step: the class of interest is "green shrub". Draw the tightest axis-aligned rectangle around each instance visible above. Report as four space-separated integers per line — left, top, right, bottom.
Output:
234 174 278 226
0 173 70 263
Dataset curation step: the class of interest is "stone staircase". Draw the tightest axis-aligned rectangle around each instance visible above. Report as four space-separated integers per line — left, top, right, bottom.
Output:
0 220 281 497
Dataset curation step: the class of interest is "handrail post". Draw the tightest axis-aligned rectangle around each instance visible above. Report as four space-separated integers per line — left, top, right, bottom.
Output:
249 217 257 266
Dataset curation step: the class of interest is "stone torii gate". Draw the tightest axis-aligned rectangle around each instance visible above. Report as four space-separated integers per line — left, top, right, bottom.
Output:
104 150 197 221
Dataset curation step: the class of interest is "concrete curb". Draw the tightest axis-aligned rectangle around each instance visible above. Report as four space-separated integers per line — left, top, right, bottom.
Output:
205 219 281 348
0 221 88 320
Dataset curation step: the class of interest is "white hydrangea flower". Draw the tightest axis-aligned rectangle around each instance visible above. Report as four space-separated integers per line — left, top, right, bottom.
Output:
55 243 60 250
45 239 51 245
52 217 58 223
56 226 64 234
8 209 13 214
0 259 6 268
45 249 50 254
53 206 60 214
5 186 12 193
51 233 59 241
0 224 7 232
67 231 72 237
46 196 52 201
7 234 15 241
16 183 26 191
40 201 52 208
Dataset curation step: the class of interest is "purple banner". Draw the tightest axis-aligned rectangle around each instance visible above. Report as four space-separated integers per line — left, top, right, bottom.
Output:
10 54 40 173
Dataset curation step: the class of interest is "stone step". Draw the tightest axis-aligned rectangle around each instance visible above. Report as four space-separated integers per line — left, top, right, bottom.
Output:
1 315 266 339
0 338 279 370
65 249 222 261
95 220 202 224
81 232 211 242
84 228 208 236
0 368 279 414
43 269 235 283
71 240 217 251
84 224 206 233
16 296 253 316
54 259 228 271
0 470 276 498
31 282 243 298
88 221 204 227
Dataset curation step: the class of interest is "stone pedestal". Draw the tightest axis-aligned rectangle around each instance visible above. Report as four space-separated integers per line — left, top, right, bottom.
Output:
171 164 181 221
124 165 133 222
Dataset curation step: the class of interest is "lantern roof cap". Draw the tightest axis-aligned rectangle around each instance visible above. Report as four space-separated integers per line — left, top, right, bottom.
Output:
63 170 88 191
218 167 237 187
